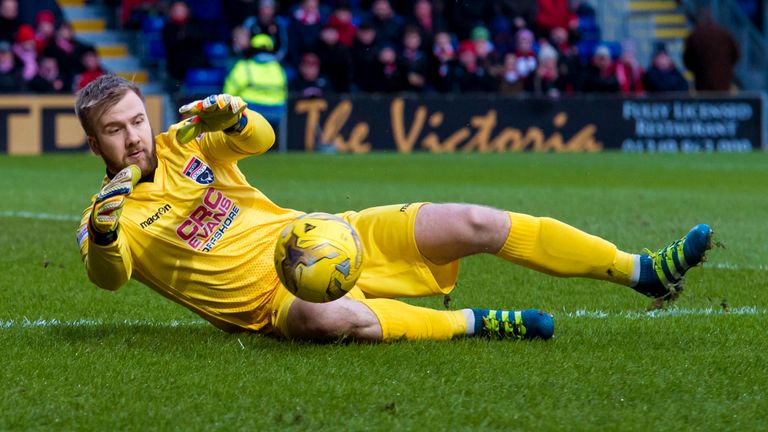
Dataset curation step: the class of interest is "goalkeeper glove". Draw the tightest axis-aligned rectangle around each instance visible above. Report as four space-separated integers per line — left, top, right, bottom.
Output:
176 94 247 144
90 164 141 236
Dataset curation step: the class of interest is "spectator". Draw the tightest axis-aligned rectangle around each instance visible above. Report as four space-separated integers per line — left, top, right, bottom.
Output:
581 44 619 93
230 25 252 59
428 29 457 93
17 0 63 28
316 24 353 93
0 0 20 43
549 26 580 93
223 34 287 132
406 0 446 50
643 43 688 93
454 40 496 92
43 22 93 91
351 21 379 92
369 0 403 46
470 25 498 69
683 8 740 92
75 48 106 91
451 0 493 39
373 44 405 93
496 52 524 95
33 9 56 54
27 56 68 93
326 4 356 48
288 0 327 67
525 44 563 97
513 28 537 85
12 24 37 81
399 25 428 92
613 40 644 95
121 0 161 30
0 40 24 92
534 0 576 37
289 52 331 97
243 0 288 62
162 0 209 84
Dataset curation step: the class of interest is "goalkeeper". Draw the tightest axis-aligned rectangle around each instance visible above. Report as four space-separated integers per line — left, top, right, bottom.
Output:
75 75 713 342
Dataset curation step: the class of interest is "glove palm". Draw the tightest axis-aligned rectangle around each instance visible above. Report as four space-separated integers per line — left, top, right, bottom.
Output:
90 165 141 234
176 94 247 144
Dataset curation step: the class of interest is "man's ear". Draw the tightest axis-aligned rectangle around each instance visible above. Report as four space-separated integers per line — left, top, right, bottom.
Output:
87 136 100 155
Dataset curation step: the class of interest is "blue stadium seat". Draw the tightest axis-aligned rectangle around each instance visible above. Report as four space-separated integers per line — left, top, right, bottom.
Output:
204 42 230 68
183 67 227 94
141 16 166 62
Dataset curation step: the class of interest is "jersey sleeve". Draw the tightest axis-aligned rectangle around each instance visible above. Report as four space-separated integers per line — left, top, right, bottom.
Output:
77 196 134 291
169 109 275 162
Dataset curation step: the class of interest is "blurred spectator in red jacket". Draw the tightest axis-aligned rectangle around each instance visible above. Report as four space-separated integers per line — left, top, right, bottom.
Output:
75 48 106 91
33 10 55 54
454 40 496 92
534 0 576 36
683 8 740 91
326 4 356 48
12 24 36 80
0 0 20 42
613 40 644 95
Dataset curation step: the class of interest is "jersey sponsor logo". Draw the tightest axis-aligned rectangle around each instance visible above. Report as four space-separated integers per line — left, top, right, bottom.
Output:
140 204 172 229
182 156 215 185
176 188 240 252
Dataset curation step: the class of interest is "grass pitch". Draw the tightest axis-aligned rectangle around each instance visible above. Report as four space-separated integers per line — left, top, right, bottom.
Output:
1 152 766 430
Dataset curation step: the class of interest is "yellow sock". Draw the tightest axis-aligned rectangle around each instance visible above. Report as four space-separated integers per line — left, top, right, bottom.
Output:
358 298 467 341
497 212 634 285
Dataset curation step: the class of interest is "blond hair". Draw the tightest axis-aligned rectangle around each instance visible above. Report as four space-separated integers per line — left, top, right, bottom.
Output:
75 74 144 136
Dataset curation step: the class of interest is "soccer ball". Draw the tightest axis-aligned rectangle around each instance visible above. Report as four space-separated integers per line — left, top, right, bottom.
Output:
274 212 364 303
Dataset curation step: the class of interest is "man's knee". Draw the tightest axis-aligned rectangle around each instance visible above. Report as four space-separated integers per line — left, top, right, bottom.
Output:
455 204 508 249
286 297 382 341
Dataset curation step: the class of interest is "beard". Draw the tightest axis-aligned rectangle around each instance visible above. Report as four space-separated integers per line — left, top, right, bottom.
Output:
100 133 158 179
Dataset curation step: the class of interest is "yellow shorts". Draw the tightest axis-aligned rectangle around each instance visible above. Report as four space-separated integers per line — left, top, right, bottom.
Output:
269 202 459 336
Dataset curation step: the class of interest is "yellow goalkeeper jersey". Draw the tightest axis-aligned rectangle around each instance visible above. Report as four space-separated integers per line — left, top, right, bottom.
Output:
77 111 301 332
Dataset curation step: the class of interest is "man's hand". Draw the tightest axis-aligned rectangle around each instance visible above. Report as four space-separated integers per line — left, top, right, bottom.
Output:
176 94 247 144
90 165 141 234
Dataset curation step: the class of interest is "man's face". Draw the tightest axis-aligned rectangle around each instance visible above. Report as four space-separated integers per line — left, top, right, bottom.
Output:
88 91 157 177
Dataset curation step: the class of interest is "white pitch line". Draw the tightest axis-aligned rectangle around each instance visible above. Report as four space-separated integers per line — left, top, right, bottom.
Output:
0 210 80 222
1 308 766 329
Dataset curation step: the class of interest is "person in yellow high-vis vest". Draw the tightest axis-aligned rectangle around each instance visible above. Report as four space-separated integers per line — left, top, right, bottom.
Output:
223 34 287 132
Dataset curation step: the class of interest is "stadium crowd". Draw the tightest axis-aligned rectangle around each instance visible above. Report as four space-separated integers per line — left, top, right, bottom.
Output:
0 0 741 98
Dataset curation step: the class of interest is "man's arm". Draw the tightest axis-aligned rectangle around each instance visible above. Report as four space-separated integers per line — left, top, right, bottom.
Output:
77 166 140 291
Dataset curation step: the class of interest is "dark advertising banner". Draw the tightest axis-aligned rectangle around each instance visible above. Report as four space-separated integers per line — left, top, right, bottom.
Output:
286 94 764 153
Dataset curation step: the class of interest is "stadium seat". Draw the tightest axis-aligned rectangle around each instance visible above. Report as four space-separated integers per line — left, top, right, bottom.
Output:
204 42 230 68
183 67 227 95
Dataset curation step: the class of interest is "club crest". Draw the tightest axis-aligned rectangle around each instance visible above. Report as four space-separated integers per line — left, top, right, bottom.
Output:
182 156 215 185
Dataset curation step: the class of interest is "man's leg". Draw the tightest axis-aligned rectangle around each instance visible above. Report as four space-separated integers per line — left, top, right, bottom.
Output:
413 203 712 299
283 296 553 342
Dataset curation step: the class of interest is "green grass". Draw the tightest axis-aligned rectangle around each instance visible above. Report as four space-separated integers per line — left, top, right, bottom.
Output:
1 152 767 430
